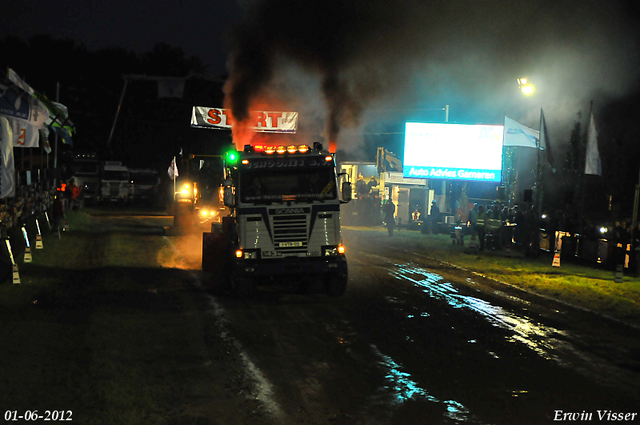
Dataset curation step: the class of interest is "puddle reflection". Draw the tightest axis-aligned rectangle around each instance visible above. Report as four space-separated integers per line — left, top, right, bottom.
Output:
370 345 487 424
390 263 567 362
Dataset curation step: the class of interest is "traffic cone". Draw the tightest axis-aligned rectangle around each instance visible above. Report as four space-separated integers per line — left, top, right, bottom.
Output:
24 246 33 263
552 251 561 268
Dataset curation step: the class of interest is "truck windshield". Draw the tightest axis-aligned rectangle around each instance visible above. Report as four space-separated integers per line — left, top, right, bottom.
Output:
103 171 129 181
240 168 337 204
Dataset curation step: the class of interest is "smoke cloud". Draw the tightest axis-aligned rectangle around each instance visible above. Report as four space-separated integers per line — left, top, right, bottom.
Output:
224 0 640 153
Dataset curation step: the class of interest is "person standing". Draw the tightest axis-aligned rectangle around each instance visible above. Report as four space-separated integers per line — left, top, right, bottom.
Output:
429 200 440 234
383 200 396 237
476 205 487 251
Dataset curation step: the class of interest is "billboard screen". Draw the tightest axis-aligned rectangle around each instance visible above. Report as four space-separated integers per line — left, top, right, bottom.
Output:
403 122 504 182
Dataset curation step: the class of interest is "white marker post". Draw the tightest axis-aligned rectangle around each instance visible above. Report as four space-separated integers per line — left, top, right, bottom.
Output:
35 219 44 249
6 239 20 284
21 227 32 263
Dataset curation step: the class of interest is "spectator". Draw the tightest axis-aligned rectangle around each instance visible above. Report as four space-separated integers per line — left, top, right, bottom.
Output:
429 200 440 234
476 205 487 251
383 200 396 237
52 193 64 239
367 176 378 194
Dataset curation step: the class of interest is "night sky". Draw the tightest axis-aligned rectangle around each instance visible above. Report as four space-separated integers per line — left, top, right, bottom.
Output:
2 0 640 155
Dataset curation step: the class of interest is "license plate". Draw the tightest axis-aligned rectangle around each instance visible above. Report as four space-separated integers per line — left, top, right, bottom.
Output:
279 241 303 248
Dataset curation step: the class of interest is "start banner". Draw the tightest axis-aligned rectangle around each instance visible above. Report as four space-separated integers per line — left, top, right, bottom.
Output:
191 107 298 133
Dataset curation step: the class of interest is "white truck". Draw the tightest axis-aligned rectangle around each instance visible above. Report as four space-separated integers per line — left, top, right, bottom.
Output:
202 142 352 297
100 161 131 202
70 152 101 203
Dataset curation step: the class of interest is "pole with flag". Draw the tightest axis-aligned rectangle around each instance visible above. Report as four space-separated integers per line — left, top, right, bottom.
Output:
168 156 179 200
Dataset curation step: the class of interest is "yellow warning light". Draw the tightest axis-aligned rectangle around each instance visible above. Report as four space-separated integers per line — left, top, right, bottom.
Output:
235 250 243 258
337 245 345 254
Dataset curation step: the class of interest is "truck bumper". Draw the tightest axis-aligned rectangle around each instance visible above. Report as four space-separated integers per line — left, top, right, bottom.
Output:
233 255 347 279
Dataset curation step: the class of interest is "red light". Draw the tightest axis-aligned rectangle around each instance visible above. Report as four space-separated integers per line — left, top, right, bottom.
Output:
254 145 264 152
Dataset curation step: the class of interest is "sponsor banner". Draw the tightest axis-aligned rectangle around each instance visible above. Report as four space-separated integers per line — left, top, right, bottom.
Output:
0 76 49 129
0 117 16 198
385 172 426 186
11 119 40 148
7 68 35 95
191 107 298 133
404 166 501 182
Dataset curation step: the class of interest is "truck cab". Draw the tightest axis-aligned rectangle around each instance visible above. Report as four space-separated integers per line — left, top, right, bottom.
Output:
100 161 131 202
203 142 352 296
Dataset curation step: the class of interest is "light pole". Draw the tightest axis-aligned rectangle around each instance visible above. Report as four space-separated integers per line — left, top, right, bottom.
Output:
517 77 541 255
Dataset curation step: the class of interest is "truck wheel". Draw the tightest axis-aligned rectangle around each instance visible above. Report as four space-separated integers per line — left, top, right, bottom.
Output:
325 274 347 297
231 271 255 298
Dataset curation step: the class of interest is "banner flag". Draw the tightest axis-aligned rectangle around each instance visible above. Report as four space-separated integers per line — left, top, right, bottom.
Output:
52 125 73 146
191 107 298 133
40 127 52 154
0 75 49 129
11 119 40 148
539 109 556 169
0 117 16 198
503 116 539 148
7 68 35 95
158 78 185 98
168 157 179 180
584 111 601 176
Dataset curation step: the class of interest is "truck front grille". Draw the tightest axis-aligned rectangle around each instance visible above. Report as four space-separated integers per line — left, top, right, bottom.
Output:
272 214 308 254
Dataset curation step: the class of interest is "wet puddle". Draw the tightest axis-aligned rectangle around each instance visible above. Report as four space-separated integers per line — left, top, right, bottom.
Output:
390 262 568 363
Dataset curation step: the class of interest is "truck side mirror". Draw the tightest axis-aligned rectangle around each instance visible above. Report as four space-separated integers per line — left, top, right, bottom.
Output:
223 180 235 207
341 180 352 202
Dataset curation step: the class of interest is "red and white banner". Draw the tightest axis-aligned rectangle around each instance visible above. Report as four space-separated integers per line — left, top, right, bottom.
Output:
11 119 39 148
191 107 298 133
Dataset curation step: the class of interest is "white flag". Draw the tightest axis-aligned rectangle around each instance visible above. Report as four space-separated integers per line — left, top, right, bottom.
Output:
168 157 179 180
0 117 16 198
11 119 39 148
503 116 539 148
40 127 52 154
584 111 601 176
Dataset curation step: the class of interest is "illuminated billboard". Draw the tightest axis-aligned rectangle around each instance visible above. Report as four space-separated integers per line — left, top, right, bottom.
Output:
403 122 503 182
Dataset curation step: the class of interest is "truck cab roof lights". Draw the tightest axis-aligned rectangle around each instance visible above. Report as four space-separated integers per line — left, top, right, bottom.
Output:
254 145 265 152
264 146 276 154
298 144 309 153
287 145 297 154
276 145 287 154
